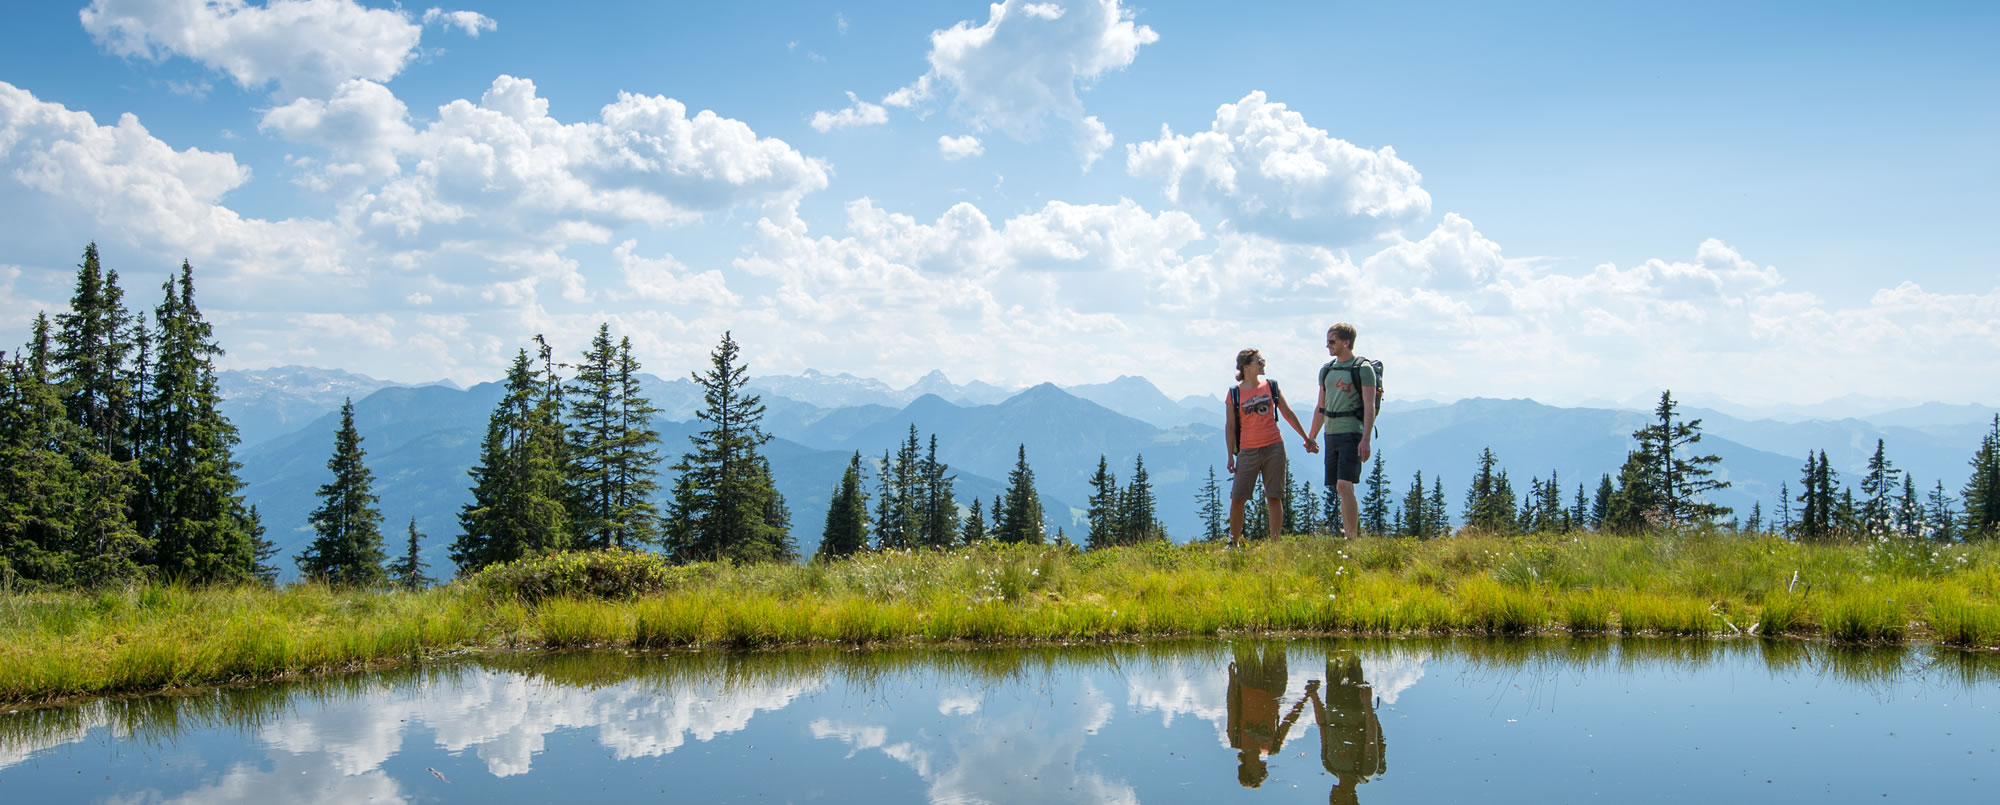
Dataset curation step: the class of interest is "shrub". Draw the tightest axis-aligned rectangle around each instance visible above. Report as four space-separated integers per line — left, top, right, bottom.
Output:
472 549 687 602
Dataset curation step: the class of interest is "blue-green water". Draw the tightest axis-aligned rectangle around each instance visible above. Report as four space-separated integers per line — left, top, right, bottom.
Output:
3 639 1996 803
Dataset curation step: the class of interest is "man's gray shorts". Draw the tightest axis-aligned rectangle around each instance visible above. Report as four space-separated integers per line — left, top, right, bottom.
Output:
1231 443 1286 501
1325 432 1363 486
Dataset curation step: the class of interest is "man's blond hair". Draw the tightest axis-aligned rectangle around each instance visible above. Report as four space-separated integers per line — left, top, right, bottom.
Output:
1328 322 1357 348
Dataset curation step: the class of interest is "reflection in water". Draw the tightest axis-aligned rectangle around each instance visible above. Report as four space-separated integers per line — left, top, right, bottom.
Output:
2 639 1997 804
1225 645 1388 801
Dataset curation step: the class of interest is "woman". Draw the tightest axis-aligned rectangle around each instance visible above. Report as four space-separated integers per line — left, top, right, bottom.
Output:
1226 348 1317 545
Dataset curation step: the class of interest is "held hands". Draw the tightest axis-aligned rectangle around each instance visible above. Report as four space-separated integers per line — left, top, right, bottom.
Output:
1304 439 1320 454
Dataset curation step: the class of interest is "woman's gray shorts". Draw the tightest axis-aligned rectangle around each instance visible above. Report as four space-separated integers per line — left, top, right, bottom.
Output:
1231 443 1286 501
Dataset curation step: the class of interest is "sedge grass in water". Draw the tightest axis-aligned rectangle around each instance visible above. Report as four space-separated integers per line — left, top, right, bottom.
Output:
4 531 1999 705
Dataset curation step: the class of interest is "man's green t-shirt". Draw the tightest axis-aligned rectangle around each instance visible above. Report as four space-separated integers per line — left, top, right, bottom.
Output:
1320 358 1377 436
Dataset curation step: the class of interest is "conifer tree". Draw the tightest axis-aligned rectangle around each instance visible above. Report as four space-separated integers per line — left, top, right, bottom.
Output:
1603 451 1653 534
961 497 988 544
1361 452 1390 536
1591 474 1614 531
1927 481 1959 542
1323 485 1341 539
1196 466 1224 543
299 400 386 585
1634 391 1731 525
53 243 137 462
454 346 570 573
1835 486 1859 536
1086 455 1120 549
1464 448 1514 533
1777 481 1792 536
1297 474 1322 536
389 518 433 590
1246 477 1269 540
1896 474 1923 538
567 325 662 549
819 452 871 560
1278 465 1300 536
248 505 278 587
1570 483 1589 533
872 449 903 550
1539 470 1566 533
45 246 149 585
1963 415 2000 539
1400 470 1428 538
141 262 252 583
0 321 90 585
1428 478 1450 537
1859 439 1899 536
995 444 1044 544
663 332 791 563
920 434 958 548
1745 501 1763 535
1121 454 1160 543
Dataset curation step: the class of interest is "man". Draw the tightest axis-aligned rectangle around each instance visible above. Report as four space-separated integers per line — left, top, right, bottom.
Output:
1307 322 1375 540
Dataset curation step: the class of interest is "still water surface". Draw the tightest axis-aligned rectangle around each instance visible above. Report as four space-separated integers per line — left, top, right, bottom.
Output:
2 639 1996 803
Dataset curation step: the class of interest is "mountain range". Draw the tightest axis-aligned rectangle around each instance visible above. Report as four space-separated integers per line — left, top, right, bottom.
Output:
224 366 1996 581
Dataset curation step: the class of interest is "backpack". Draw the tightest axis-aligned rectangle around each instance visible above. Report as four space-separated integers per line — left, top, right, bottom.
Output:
1319 356 1384 432
1228 380 1282 450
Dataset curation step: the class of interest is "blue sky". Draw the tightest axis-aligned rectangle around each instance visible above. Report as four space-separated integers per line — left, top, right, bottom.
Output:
1 0 1994 407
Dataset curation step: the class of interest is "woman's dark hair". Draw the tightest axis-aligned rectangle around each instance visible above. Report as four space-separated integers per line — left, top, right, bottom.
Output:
1235 349 1260 382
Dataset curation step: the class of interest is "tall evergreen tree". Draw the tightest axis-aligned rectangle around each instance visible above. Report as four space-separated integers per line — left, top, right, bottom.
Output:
454 346 571 573
141 262 252 583
1246 476 1269 540
1962 415 2000 539
1591 473 1614 531
1927 480 1959 542
1794 454 1822 541
1196 466 1224 543
248 505 278 587
664 332 791 563
995 444 1045 544
1635 391 1731 525
1121 454 1160 543
750 456 797 562
1297 474 1323 536
1858 439 1900 537
389 518 433 590
1086 455 1120 550
1277 465 1300 536
818 452 871 560
1570 483 1589 534
1323 484 1341 539
1896 474 1923 538
1745 501 1763 535
1428 478 1451 538
0 321 90 585
1399 470 1428 538
1464 448 1514 533
961 497 988 544
1835 486 1859 536
1603 451 1653 534
53 243 137 462
1360 453 1391 536
920 434 959 549
298 400 386 585
567 326 663 550
872 449 903 550
1777 481 1792 536
1539 470 1566 533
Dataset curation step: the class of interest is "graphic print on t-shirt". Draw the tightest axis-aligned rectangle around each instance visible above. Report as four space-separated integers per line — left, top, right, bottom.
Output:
1235 380 1281 450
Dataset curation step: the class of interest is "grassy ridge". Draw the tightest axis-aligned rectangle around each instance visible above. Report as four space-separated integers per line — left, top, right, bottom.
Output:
4 531 1999 705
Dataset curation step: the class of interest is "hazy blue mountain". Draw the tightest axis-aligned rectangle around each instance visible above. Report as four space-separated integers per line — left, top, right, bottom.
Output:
1062 375 1210 429
1862 402 1997 429
218 366 413 448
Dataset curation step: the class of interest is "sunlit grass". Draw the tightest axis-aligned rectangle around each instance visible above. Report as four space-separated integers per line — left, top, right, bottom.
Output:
5 532 1999 704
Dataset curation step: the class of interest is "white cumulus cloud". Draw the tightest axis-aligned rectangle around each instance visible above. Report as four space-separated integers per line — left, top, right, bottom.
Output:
79 0 427 98
938 134 983 160
423 7 495 37
1128 90 1431 245
810 91 889 132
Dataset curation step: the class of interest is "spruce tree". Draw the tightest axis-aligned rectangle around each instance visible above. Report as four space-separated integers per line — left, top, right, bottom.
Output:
1835 486 1859 536
0 321 88 585
1927 481 1959 542
1464 448 1514 533
1962 415 2000 539
1777 482 1792 536
872 449 902 550
1896 474 1923 538
1632 391 1730 526
920 434 958 548
1591 474 1614 531
53 243 137 462
1086 455 1119 550
995 444 1045 544
1858 439 1900 537
1428 478 1451 537
1122 454 1160 543
1744 501 1762 535
1570 483 1589 534
1278 465 1300 536
1399 470 1428 538
248 505 278 587
1604 451 1653 534
1196 466 1224 543
298 400 386 585
818 452 871 560
664 332 791 563
1246 476 1269 540
567 326 663 550
1323 485 1341 539
1297 474 1323 536
1361 452 1390 536
961 497 988 544
142 262 252 583
454 346 571 573
389 518 433 590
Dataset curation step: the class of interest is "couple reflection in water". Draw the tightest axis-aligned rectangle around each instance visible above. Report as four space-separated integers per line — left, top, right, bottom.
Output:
1227 644 1386 803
